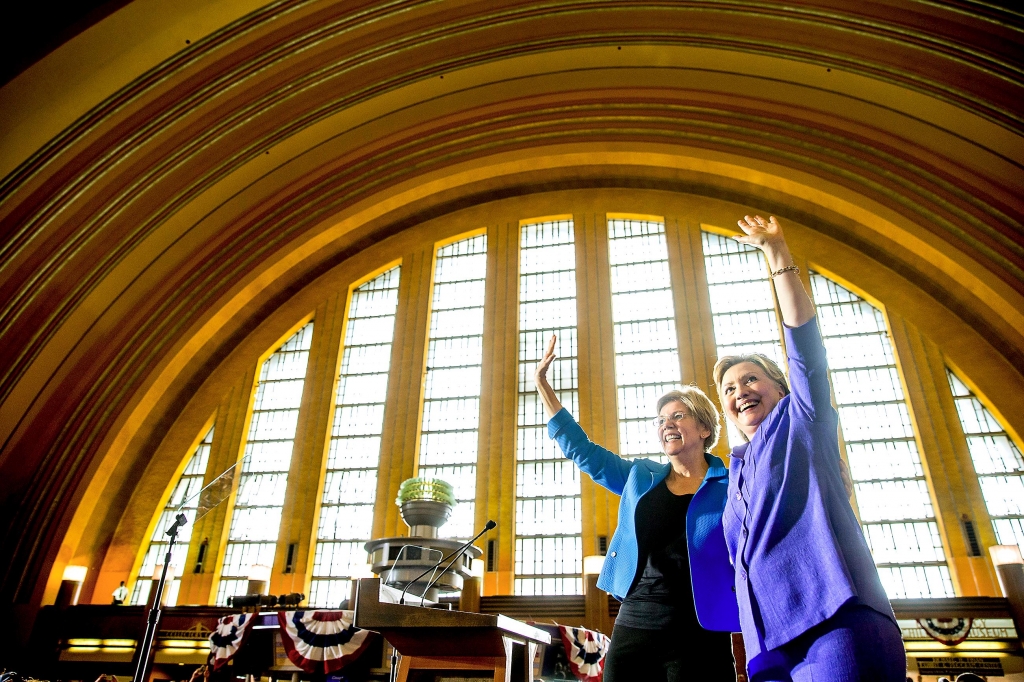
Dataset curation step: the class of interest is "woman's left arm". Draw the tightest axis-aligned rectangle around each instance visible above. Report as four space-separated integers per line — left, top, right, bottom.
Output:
735 215 814 328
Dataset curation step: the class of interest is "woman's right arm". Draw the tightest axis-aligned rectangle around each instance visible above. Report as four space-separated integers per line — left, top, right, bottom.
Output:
537 334 632 493
535 334 564 419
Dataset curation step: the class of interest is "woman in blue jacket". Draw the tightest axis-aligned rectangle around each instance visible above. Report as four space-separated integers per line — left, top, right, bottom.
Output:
535 342 740 682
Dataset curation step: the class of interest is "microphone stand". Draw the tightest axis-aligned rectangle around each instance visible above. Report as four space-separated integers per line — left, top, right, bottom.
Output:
419 539 483 604
132 512 187 682
399 521 495 606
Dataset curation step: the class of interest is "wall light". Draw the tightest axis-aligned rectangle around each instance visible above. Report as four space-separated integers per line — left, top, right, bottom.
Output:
583 555 605 576
249 564 272 582
63 565 87 582
990 545 1024 567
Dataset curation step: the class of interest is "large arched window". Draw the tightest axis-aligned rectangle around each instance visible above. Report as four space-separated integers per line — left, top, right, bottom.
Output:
310 267 401 607
809 274 953 598
130 426 213 605
516 218 582 595
609 217 681 461
216 322 314 604
419 235 488 539
947 371 1024 553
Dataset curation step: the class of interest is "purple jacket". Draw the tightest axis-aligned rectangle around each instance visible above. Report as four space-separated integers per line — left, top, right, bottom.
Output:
724 317 895 658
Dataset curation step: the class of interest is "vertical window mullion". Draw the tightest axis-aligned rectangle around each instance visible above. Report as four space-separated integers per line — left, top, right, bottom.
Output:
309 267 401 607
515 219 582 596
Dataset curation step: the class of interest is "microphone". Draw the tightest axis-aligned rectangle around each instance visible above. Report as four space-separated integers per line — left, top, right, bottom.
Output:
399 520 496 606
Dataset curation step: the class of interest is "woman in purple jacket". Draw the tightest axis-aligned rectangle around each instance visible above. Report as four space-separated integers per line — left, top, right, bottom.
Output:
713 215 906 681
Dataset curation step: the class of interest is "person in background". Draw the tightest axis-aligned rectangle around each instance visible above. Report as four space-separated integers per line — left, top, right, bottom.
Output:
714 215 905 681
535 340 739 682
111 581 128 605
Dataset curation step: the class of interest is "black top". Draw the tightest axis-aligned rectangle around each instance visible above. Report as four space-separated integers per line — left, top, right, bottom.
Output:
615 479 701 631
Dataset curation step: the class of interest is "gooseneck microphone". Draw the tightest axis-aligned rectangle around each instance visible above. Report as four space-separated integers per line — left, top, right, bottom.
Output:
399 520 496 606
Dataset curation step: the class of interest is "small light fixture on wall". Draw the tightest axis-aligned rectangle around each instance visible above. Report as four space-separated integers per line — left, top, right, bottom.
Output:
583 555 605 576
248 563 272 595
989 544 1024 637
56 565 88 607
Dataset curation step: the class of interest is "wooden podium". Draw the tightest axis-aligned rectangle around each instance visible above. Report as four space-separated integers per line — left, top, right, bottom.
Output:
353 578 551 682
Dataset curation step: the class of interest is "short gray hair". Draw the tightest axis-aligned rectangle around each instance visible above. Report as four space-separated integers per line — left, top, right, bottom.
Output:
656 386 721 453
712 353 790 398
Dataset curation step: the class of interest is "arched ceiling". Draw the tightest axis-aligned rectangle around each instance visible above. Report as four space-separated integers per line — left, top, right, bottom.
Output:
0 0 1022 608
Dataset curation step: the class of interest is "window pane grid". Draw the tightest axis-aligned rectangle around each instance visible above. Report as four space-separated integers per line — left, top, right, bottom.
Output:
419 235 487 540
216 322 313 605
700 231 783 446
608 219 681 461
516 219 582 595
130 426 214 606
947 370 1024 553
810 273 953 598
310 267 401 607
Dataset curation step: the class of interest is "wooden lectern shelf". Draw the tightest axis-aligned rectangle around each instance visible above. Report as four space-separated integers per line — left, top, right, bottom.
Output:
353 578 550 682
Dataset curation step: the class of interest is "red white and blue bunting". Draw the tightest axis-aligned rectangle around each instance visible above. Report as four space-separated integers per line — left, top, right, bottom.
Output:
918 617 974 645
558 624 611 681
208 611 258 670
277 610 375 673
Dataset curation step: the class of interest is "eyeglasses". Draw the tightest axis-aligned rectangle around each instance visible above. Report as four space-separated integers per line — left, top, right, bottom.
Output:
652 412 691 428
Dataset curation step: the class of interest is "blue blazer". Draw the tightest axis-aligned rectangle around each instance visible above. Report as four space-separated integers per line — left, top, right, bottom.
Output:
549 408 740 632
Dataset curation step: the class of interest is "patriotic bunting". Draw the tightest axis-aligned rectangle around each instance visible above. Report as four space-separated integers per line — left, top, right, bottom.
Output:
277 610 375 673
558 624 611 681
208 612 258 670
918 617 973 645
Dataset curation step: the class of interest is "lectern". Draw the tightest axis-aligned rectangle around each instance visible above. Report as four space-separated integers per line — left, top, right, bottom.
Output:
353 578 551 682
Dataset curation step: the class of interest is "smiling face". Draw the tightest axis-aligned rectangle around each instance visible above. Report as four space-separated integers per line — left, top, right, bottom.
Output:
719 361 787 438
657 399 711 461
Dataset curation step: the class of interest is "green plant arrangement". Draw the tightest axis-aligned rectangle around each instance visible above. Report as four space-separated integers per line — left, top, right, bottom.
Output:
395 477 456 507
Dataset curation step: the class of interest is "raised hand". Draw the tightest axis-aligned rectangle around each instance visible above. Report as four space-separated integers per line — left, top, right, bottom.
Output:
534 334 563 420
734 213 815 327
535 334 557 386
734 214 785 251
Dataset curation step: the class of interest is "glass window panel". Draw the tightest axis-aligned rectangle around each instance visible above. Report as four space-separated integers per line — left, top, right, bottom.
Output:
130 426 214 605
701 231 783 446
811 272 952 597
309 267 400 606
516 219 582 595
966 435 1024 475
862 522 947 564
947 372 1024 552
876 565 955 600
845 440 924 481
419 236 487 541
216 322 313 604
993 518 1024 551
608 219 681 465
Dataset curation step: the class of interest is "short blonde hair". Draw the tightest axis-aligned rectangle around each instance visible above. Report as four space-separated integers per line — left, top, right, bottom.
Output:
713 354 790 398
656 385 721 453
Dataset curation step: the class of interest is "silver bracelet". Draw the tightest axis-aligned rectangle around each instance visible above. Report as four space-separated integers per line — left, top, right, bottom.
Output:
770 264 800 279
